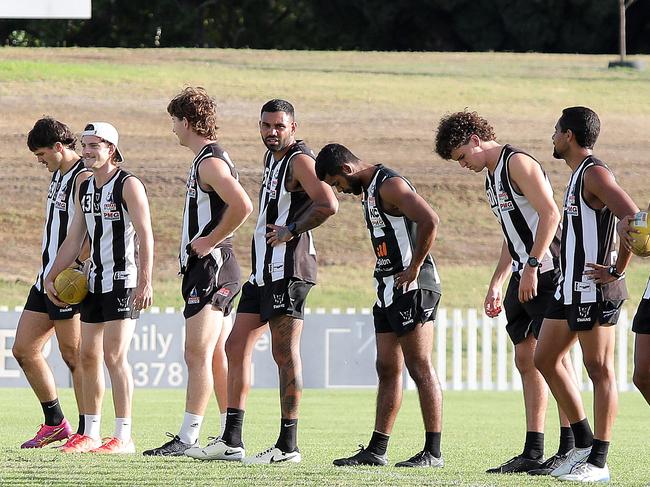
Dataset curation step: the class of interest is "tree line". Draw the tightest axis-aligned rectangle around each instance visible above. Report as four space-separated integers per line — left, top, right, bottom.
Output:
2 0 649 53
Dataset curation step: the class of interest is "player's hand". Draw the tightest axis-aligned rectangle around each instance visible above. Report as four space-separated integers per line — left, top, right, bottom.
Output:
133 280 153 311
394 264 419 290
617 215 638 252
266 224 293 247
44 277 69 308
584 262 617 285
484 287 502 318
189 236 215 259
518 266 538 303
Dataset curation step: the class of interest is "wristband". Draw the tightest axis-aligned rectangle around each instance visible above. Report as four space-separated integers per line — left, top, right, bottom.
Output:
287 222 299 237
608 265 625 280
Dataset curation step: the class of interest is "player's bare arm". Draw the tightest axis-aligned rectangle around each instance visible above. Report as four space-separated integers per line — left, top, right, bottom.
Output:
582 165 639 284
266 154 338 247
509 153 560 302
485 240 511 318
378 177 438 289
123 176 154 311
190 157 253 257
43 196 88 307
74 171 92 263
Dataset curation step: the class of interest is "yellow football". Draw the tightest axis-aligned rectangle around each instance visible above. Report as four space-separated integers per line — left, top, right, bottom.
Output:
630 211 650 258
54 268 89 305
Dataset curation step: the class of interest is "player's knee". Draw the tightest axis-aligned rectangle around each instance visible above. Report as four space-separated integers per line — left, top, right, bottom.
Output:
225 334 243 362
583 359 613 384
104 351 127 371
633 368 650 391
184 347 211 370
514 350 535 374
59 345 80 371
11 343 33 367
533 349 552 376
405 359 433 385
376 359 401 382
80 348 102 369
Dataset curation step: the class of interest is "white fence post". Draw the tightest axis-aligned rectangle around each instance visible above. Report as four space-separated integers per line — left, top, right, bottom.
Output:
481 313 493 390
452 309 463 390
467 308 478 390
496 313 508 391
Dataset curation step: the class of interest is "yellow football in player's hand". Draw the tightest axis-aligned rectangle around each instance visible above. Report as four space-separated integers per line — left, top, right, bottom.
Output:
54 268 89 305
630 211 650 258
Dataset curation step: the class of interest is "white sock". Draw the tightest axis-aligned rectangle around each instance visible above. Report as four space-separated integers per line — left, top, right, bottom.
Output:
178 412 203 445
114 417 132 442
85 414 101 440
220 412 227 437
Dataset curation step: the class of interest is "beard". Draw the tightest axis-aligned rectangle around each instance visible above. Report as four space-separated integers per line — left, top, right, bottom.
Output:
263 135 289 152
552 147 562 159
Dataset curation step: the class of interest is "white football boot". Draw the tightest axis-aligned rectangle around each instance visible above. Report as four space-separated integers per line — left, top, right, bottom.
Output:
550 446 592 477
558 461 610 483
243 446 301 465
184 437 244 461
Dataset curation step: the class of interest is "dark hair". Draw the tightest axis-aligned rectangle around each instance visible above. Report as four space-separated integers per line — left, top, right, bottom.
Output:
167 87 218 139
315 143 360 181
27 117 77 151
558 106 600 149
260 99 294 119
434 110 496 160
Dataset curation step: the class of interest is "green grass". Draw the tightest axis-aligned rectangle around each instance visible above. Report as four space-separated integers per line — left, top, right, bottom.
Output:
1 388 648 486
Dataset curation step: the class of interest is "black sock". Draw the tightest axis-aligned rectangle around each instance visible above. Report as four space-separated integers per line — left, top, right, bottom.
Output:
570 418 594 449
221 408 244 447
41 399 64 426
557 426 575 455
275 418 298 452
76 414 85 435
587 438 609 468
424 431 442 458
522 431 544 460
367 431 389 456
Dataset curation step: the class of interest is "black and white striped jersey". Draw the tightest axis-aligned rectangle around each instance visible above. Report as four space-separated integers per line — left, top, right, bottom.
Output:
485 144 560 275
79 169 139 293
250 140 317 285
34 159 90 292
179 143 238 272
363 165 441 308
556 156 627 305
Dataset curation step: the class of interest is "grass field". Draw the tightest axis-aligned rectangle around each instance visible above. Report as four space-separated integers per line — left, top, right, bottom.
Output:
1 388 648 486
1 49 650 310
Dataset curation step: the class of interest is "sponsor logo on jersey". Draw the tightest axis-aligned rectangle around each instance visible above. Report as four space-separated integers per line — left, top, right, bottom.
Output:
114 271 131 281
187 286 200 304
566 205 578 216
574 281 595 293
499 200 514 212
104 210 121 221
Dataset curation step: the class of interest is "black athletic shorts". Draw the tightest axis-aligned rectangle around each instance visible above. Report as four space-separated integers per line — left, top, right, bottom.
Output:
236 278 313 323
24 285 80 321
504 269 558 345
373 289 441 337
633 299 650 334
545 295 624 332
181 248 241 319
81 288 140 324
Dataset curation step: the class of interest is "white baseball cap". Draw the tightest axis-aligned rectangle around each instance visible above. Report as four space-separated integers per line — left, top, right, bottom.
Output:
81 122 124 162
